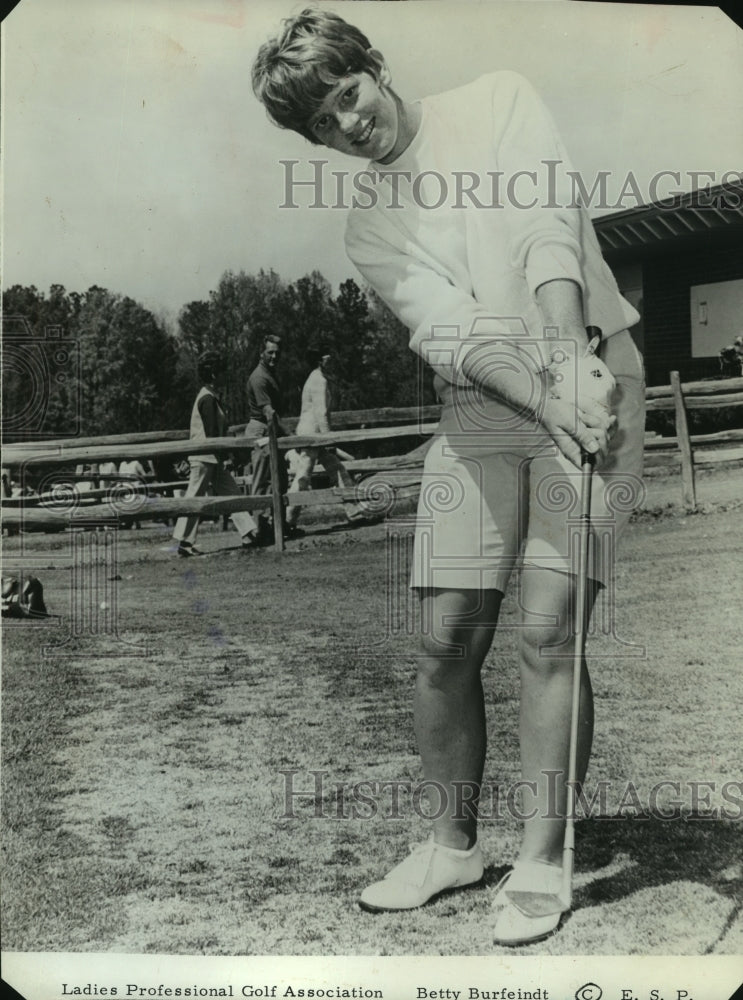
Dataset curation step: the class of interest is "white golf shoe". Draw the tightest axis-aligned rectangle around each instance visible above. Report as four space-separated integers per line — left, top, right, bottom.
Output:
359 837 484 912
492 859 566 946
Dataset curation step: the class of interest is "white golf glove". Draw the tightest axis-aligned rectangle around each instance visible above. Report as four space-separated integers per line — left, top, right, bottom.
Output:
548 343 615 414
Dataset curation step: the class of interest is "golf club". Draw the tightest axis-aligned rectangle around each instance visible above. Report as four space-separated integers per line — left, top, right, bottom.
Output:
507 325 605 920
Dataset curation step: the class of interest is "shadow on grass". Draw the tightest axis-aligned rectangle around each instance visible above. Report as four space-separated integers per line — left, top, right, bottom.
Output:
472 811 742 951
206 517 374 556
299 515 388 538
574 811 741 897
571 811 742 947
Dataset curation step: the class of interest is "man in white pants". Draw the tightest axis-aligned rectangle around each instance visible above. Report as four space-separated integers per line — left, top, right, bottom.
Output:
286 346 362 528
173 351 259 557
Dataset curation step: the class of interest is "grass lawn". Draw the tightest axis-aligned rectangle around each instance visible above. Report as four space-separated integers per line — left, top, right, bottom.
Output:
2 475 742 956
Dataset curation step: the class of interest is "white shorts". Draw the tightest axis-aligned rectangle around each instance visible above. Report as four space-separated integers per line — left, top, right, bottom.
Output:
410 331 646 592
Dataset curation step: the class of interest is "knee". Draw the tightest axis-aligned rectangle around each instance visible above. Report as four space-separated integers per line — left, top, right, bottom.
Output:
420 619 470 659
416 649 465 693
418 627 485 688
519 620 573 674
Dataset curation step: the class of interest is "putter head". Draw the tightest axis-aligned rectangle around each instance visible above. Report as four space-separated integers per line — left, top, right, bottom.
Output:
505 889 569 918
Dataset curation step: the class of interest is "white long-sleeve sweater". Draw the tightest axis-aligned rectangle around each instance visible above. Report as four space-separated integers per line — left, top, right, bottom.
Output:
295 368 332 436
345 71 639 405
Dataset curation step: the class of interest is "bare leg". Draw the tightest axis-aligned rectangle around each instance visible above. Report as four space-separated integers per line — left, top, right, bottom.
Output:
415 587 503 851
517 566 599 864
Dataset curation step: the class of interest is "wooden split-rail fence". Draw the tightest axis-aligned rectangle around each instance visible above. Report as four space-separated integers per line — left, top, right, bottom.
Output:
2 374 741 549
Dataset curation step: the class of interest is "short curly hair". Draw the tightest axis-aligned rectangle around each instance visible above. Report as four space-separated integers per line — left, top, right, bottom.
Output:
251 7 382 144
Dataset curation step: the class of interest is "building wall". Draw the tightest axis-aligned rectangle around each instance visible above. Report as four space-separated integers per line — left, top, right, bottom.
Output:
613 262 644 355
641 238 743 385
690 278 743 357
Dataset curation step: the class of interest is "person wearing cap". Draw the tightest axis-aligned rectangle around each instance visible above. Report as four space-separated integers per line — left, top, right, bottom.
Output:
173 351 259 557
286 346 362 528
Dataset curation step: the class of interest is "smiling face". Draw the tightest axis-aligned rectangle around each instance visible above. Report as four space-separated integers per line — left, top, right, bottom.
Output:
308 71 413 163
261 340 281 369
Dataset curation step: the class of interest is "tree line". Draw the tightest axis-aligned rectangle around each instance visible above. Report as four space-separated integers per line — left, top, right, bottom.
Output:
2 272 433 444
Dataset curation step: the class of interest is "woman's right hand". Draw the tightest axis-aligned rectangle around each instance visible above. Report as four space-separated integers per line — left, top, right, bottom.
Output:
540 394 615 468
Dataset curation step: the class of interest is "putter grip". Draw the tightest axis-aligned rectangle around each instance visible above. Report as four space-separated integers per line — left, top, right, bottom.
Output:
583 325 605 465
586 325 603 356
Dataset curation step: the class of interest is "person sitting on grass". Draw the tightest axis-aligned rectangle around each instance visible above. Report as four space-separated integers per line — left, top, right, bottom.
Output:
252 7 645 945
173 350 260 557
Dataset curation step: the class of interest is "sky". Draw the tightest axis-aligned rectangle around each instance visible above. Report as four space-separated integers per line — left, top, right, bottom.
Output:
2 0 742 324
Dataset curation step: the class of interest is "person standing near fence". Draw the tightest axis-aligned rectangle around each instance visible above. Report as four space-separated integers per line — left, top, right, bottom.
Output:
286 345 363 528
173 350 259 557
734 336 743 375
245 334 294 540
252 8 645 945
99 460 118 481
719 343 742 378
117 457 151 529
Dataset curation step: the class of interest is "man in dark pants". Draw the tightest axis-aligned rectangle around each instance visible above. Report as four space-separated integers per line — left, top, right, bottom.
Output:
245 335 298 539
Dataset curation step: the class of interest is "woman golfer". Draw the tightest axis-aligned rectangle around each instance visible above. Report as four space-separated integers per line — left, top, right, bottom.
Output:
252 8 645 944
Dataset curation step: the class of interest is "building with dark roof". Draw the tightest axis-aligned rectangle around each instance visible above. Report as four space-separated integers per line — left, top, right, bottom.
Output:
595 180 743 385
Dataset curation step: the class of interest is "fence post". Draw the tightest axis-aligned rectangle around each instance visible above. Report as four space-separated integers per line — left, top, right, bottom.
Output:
268 415 285 552
670 371 697 510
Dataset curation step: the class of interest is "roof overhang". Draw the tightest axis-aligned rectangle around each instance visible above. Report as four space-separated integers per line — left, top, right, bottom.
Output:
594 181 743 255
